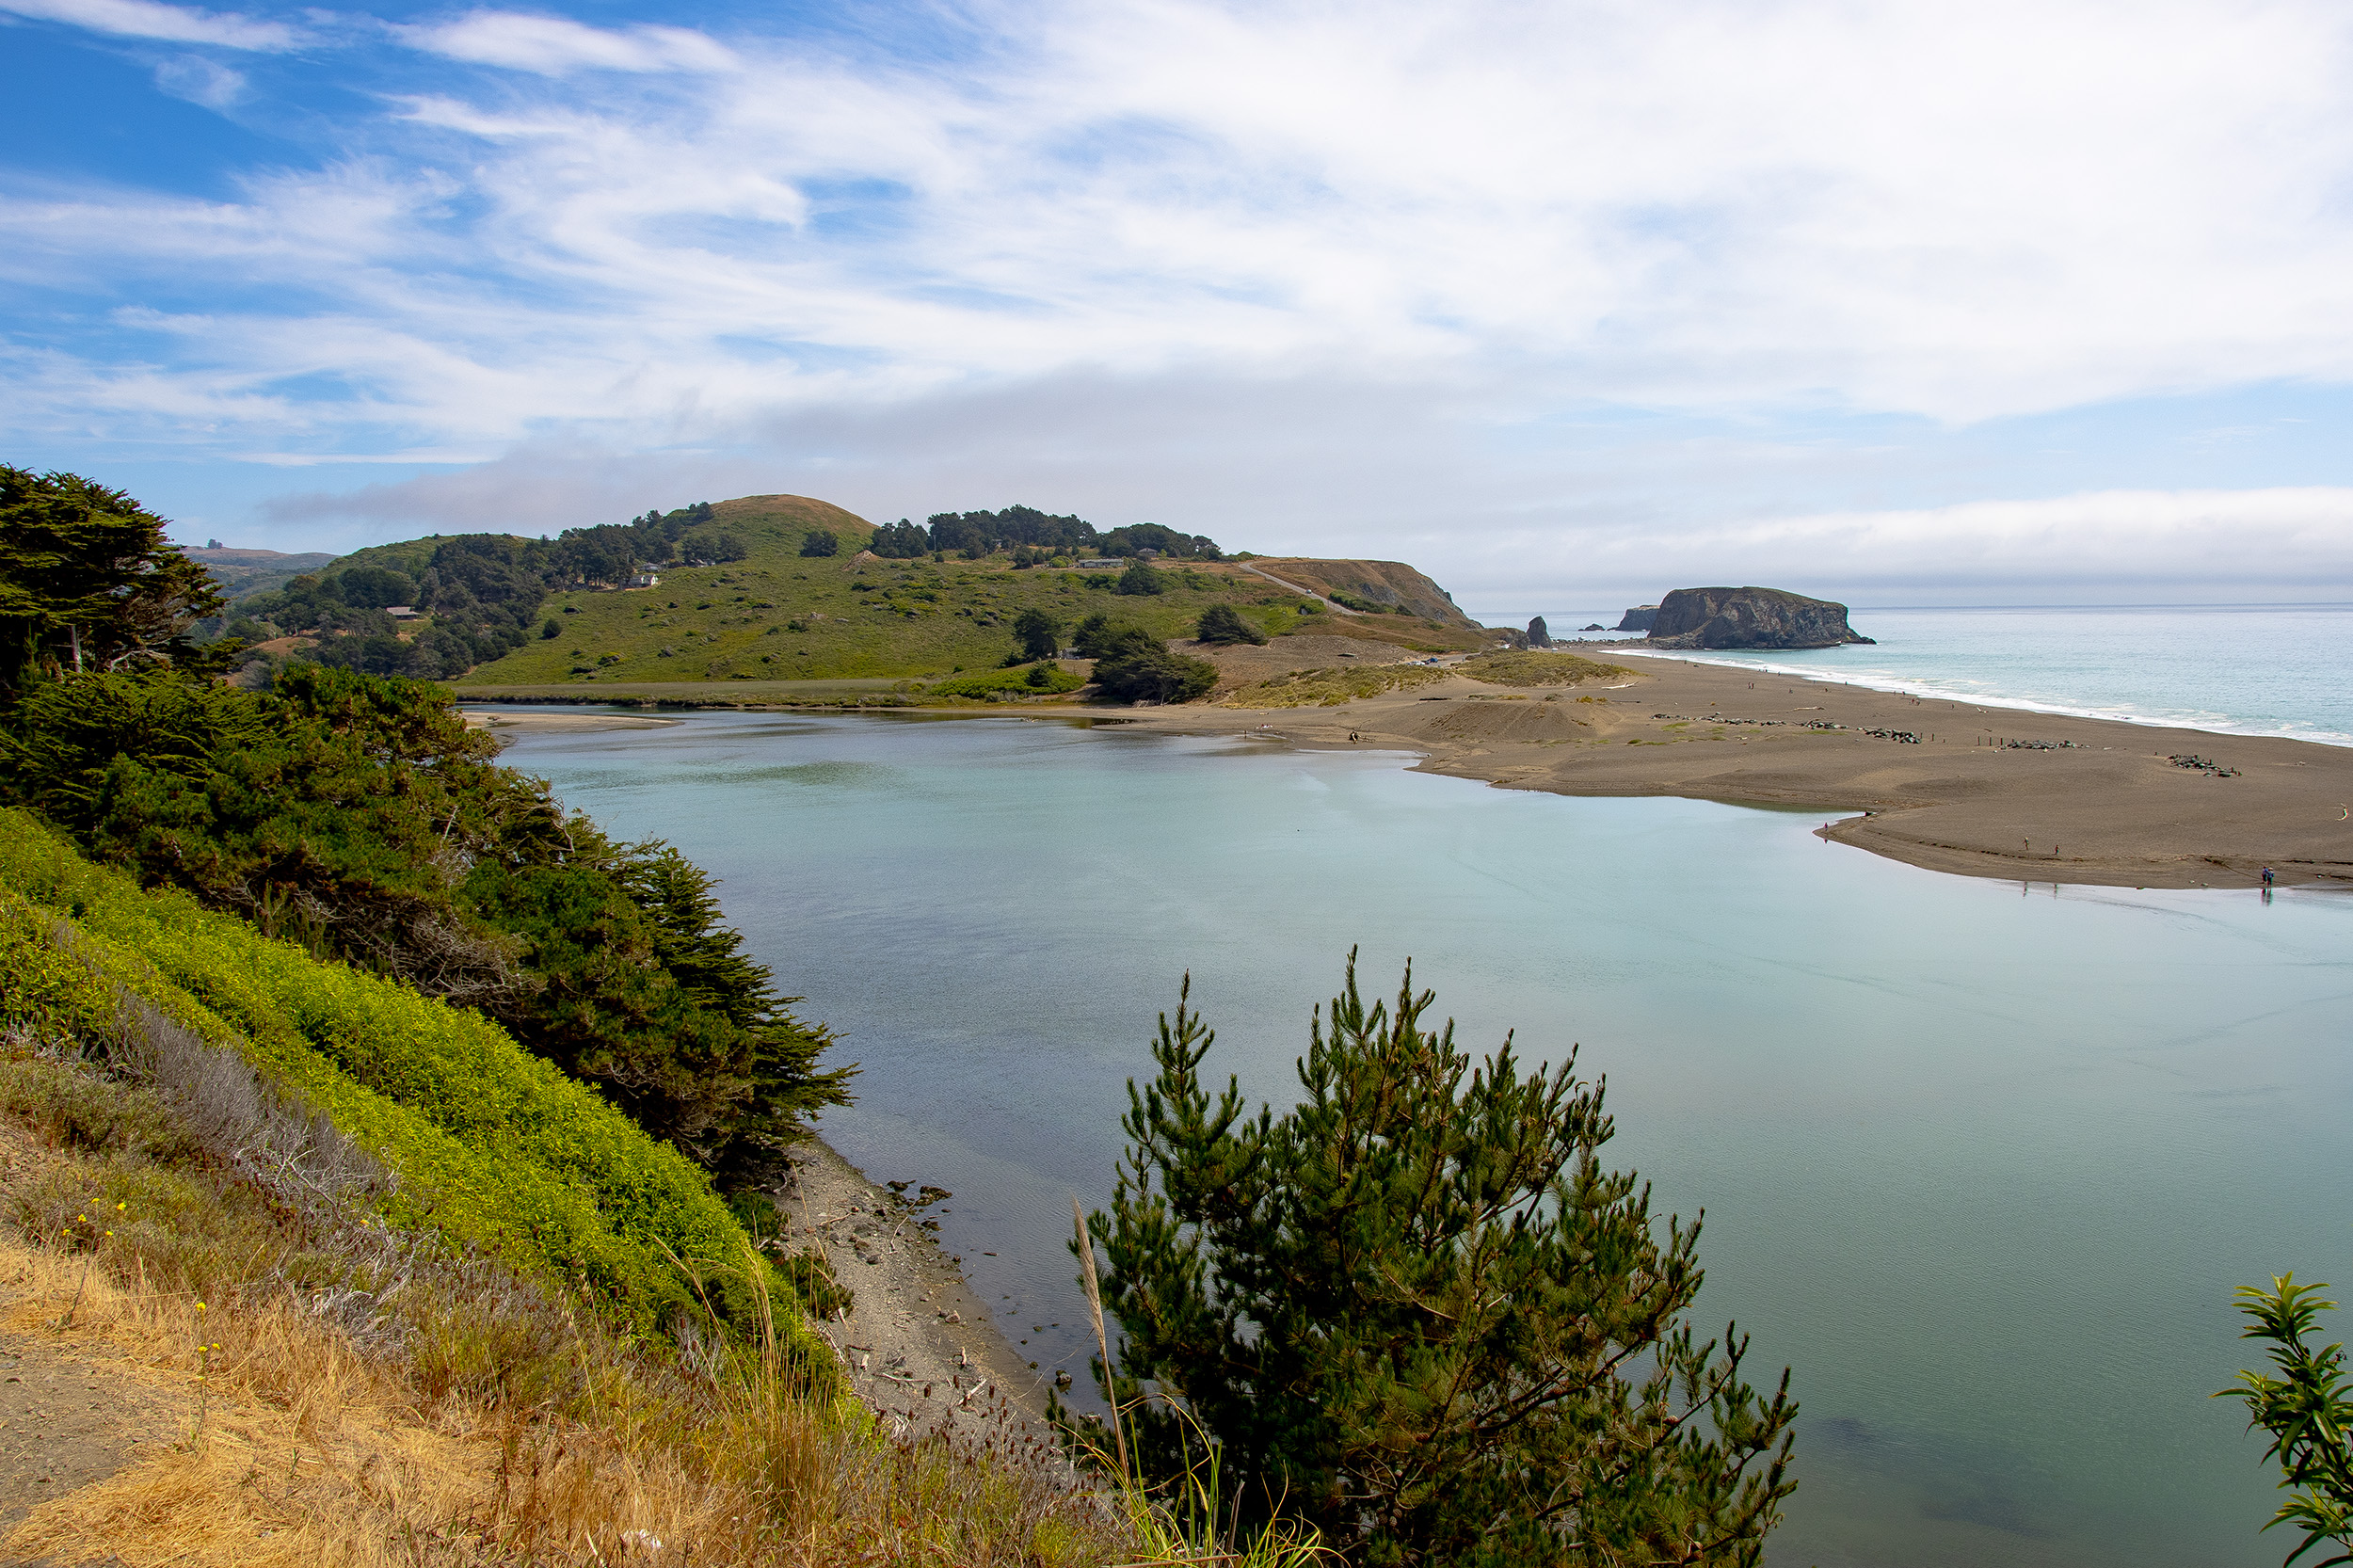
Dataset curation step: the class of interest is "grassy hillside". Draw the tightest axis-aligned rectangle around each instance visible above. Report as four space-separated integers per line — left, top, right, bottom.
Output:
0 806 834 1346
457 496 1492 691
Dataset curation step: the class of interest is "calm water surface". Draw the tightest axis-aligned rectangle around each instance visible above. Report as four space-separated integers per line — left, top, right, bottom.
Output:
492 709 2353 1568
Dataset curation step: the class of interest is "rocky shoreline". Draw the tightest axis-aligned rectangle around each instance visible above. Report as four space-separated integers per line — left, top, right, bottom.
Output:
779 1138 1064 1459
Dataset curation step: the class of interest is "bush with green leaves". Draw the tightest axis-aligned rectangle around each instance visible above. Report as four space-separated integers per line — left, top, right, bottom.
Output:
1194 603 1268 646
0 823 836 1351
1014 606 1065 661
1080 956 1798 1566
1090 628 1218 704
928 664 1085 698
0 665 850 1186
1116 560 1167 596
2224 1274 2353 1566
800 530 840 557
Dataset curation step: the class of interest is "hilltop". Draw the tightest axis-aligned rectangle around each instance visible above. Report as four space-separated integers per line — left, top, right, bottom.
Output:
211 493 1500 699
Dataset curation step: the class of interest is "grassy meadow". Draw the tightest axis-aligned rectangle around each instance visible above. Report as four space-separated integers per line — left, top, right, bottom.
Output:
447 495 1489 696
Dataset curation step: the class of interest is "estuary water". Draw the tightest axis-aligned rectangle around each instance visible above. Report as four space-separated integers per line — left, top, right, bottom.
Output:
1482 603 2353 746
492 709 2353 1568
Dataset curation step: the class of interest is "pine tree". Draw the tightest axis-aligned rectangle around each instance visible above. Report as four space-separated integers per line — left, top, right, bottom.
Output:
1081 954 1798 1567
0 466 227 694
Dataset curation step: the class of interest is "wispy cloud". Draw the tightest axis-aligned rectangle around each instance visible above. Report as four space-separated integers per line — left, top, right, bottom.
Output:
396 11 736 75
8 0 2353 588
0 0 298 49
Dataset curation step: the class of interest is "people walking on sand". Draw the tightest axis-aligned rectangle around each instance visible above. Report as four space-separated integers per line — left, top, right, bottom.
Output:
2263 866 2275 888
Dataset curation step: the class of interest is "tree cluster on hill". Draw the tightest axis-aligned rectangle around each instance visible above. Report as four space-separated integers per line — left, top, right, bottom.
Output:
0 472 852 1188
217 502 756 681
905 505 1221 562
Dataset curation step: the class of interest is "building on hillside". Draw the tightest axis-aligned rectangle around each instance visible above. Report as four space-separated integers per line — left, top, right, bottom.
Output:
1076 558 1121 569
630 567 663 588
385 605 419 620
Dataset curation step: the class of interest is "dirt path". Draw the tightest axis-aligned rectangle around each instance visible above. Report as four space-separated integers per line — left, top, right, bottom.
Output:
0 1333 184 1551
778 1141 1064 1464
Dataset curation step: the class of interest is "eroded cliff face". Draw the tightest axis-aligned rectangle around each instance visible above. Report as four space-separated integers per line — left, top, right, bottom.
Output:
1616 604 1659 632
1645 586 1873 649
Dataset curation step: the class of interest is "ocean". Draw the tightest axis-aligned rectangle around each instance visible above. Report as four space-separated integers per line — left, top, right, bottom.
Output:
1481 603 2353 746
479 604 2353 1568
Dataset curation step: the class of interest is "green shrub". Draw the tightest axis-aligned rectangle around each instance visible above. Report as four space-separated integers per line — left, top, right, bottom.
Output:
928 664 1085 698
0 809 832 1357
1090 629 1218 704
0 1057 197 1163
0 665 849 1186
1194 603 1268 646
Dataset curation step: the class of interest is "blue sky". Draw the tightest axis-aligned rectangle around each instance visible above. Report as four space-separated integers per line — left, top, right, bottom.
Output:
5 0 2352 604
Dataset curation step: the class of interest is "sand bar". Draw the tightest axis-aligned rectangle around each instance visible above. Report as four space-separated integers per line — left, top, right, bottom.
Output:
461 708 680 734
1120 652 2353 890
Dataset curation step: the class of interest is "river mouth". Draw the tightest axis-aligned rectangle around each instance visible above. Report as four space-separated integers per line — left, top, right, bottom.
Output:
488 705 2353 1568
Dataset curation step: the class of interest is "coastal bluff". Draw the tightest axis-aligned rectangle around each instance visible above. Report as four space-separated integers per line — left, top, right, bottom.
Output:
1646 586 1873 650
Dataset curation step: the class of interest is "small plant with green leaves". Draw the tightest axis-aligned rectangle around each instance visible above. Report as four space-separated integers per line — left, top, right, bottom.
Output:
56 1198 123 1329
189 1299 223 1443
2224 1274 2353 1566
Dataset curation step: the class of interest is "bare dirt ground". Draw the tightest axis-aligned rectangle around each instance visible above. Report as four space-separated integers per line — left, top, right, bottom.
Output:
0 1333 181 1549
1117 652 2353 890
0 1117 183 1560
777 1141 1063 1464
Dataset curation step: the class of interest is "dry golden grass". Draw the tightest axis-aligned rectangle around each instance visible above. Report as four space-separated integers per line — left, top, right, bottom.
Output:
1219 663 1449 708
0 1054 1139 1568
1453 651 1635 688
3 1221 1136 1568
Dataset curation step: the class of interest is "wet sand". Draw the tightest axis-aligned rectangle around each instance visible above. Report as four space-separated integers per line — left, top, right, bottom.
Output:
779 1140 1062 1458
1121 653 2353 890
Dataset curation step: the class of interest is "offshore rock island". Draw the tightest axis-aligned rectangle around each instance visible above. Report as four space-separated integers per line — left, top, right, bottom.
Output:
1644 585 1875 649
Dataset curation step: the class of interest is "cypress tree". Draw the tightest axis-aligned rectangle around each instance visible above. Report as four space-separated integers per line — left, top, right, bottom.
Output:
1081 954 1798 1566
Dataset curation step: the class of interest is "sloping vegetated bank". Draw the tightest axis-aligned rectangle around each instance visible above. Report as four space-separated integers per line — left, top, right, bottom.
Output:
0 932 1135 1565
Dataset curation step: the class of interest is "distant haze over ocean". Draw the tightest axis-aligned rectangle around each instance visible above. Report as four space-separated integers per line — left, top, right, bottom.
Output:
1472 603 2353 748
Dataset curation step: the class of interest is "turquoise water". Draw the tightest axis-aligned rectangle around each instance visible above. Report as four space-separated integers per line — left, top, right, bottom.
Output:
1483 604 2353 746
492 710 2353 1568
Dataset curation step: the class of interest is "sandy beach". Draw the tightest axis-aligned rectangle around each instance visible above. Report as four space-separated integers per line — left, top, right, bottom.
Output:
1117 650 2353 890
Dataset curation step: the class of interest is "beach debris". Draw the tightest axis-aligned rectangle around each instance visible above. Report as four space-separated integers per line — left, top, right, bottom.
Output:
2169 753 2239 776
1651 713 1920 743
2003 739 2078 750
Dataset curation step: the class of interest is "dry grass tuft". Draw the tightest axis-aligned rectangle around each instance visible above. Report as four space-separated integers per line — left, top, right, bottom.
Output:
1 1060 1142 1567
1220 663 1449 708
1454 650 1635 688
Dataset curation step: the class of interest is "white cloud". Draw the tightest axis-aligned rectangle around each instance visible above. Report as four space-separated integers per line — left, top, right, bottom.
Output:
396 11 736 75
10 0 2353 592
152 53 247 107
0 0 297 49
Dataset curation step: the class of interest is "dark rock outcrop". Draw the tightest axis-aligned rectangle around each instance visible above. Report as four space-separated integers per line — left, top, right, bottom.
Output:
1527 616 1552 648
1616 604 1659 632
1645 586 1873 649
1579 623 1605 632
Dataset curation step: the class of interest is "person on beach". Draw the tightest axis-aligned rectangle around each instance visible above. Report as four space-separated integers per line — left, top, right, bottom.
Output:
2263 867 2276 888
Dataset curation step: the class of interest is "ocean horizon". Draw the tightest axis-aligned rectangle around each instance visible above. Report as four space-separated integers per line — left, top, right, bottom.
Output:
1469 602 2353 748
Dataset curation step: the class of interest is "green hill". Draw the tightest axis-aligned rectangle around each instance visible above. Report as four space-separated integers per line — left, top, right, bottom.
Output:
458 499 1488 691
218 491 1497 697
